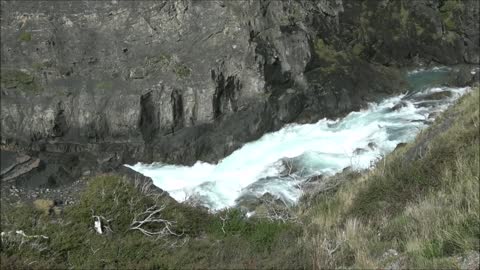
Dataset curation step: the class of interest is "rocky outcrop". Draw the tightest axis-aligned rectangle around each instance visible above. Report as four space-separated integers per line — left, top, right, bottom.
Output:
1 0 479 187
0 152 41 182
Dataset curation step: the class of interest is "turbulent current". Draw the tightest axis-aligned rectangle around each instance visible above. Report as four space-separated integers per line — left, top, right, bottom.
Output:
127 68 472 210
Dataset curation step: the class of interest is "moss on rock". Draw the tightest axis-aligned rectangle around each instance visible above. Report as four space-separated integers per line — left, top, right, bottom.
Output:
174 64 191 78
19 31 32 42
0 69 41 92
95 81 113 90
440 0 464 31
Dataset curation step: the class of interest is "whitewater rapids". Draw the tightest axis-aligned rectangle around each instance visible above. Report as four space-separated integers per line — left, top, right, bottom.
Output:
127 69 471 210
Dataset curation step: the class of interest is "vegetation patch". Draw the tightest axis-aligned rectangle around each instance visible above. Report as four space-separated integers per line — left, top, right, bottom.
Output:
145 53 192 79
304 88 479 268
313 38 351 74
173 63 191 78
352 43 365 56
33 199 54 215
32 60 54 72
399 3 410 30
0 69 41 92
95 81 113 91
415 23 425 36
19 31 32 42
146 53 172 68
440 0 464 31
314 38 346 64
1 175 303 269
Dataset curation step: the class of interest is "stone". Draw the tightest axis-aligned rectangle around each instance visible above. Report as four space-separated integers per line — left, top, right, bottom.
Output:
390 101 408 111
413 91 453 101
394 143 408 151
129 67 146 79
383 249 398 258
353 148 368 155
428 112 440 119
458 251 479 270
52 206 63 216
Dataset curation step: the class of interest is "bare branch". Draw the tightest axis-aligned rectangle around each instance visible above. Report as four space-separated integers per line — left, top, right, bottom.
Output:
91 209 114 234
129 205 183 238
257 195 301 224
1 230 49 252
321 232 346 256
219 209 230 235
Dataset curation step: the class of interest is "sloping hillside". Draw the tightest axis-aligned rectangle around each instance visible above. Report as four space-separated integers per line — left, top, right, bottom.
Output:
1 88 478 269
303 87 479 269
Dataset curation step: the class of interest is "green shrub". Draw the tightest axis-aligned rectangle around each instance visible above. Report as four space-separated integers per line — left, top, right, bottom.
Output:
422 239 444 259
352 43 365 56
247 221 296 252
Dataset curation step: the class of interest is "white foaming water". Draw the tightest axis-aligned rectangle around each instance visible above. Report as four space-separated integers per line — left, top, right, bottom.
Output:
127 85 470 210
407 66 450 75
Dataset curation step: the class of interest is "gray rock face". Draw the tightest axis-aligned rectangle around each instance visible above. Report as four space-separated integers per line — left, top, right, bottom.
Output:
0 152 41 182
1 0 479 187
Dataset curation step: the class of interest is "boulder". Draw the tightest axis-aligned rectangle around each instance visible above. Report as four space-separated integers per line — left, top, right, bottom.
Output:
368 142 377 150
353 148 368 155
390 101 409 112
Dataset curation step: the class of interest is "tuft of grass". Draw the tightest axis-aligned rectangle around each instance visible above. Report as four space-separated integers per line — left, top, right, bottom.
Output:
33 199 54 215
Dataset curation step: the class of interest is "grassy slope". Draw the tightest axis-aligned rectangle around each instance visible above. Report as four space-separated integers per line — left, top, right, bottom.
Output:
0 89 478 269
304 87 479 269
0 175 304 269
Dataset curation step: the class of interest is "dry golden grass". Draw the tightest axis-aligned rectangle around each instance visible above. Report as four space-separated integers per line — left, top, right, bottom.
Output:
32 199 54 215
303 88 479 269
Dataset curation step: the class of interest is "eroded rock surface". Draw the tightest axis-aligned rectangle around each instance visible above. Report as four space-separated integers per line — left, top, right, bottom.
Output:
1 0 479 187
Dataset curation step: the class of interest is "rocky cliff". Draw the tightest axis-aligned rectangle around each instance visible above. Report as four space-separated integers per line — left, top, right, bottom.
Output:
1 0 479 187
